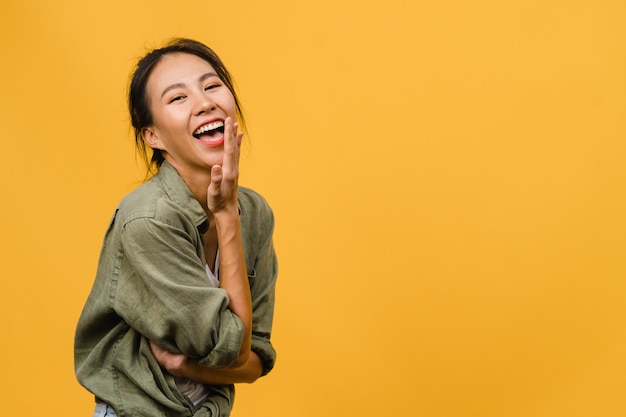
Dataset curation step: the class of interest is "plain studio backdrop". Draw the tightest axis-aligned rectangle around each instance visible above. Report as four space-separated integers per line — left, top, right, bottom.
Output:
1 1 625 416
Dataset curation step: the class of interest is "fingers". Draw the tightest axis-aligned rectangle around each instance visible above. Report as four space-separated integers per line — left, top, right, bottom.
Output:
234 122 244 146
221 117 241 179
149 340 160 355
149 341 170 364
207 164 223 201
207 117 241 213
210 165 223 189
149 340 187 374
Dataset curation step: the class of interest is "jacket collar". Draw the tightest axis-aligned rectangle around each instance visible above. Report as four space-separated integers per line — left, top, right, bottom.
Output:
155 161 240 234
155 161 208 234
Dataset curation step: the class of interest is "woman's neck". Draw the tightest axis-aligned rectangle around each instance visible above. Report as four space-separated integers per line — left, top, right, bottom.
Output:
164 158 213 216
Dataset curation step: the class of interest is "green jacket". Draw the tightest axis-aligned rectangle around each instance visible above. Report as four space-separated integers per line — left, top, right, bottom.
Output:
75 162 277 417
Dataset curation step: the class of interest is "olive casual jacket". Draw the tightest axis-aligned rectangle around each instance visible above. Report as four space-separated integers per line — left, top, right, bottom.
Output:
74 161 277 417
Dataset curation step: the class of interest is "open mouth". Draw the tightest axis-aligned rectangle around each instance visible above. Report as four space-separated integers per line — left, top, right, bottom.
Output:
193 120 225 140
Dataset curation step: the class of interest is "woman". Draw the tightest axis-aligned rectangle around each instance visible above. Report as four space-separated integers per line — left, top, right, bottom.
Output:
75 38 278 417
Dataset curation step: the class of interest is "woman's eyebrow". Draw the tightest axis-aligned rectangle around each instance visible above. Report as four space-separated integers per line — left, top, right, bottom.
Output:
199 72 219 83
160 72 219 98
161 82 185 98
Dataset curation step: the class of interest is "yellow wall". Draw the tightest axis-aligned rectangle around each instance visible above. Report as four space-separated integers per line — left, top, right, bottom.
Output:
1 1 625 416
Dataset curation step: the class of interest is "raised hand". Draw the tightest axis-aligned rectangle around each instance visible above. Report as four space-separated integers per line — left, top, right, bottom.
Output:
207 117 243 215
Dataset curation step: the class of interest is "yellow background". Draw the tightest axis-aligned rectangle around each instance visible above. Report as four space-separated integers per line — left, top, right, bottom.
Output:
1 0 625 416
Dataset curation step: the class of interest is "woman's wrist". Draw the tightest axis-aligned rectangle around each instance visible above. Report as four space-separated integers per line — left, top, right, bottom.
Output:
212 207 240 226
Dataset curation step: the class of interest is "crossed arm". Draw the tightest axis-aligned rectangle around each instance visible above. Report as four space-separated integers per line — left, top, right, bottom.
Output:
150 341 263 384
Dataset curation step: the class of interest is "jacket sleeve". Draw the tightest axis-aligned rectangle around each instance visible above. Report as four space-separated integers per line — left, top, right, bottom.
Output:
248 203 279 376
114 210 244 369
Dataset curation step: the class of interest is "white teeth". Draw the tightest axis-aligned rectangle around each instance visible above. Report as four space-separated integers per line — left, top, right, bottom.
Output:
194 120 224 136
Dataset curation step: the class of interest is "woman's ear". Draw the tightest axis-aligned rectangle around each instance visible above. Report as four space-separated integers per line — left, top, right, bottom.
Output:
142 127 164 150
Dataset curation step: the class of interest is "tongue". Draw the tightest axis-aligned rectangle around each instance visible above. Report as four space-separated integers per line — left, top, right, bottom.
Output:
198 129 222 140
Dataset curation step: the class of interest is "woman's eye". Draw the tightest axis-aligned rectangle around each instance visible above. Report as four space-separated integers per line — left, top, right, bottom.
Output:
169 95 185 103
205 84 220 91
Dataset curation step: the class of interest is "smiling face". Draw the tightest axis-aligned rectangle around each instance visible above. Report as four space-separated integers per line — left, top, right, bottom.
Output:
142 52 238 176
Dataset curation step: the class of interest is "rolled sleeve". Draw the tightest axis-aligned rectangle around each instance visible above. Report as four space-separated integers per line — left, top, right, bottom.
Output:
246 202 279 376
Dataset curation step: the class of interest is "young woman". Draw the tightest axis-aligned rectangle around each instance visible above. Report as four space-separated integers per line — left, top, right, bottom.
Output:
75 39 278 417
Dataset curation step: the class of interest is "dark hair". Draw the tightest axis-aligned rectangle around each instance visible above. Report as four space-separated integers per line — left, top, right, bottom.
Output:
128 38 245 174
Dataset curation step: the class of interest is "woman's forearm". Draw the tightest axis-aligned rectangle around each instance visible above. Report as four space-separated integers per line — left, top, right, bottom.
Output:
185 351 263 384
214 212 252 366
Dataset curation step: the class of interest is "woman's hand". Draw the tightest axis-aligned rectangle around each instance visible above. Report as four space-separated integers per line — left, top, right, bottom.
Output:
207 117 243 215
150 340 189 377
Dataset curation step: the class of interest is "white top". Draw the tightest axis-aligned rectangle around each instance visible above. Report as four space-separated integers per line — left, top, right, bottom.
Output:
205 252 220 288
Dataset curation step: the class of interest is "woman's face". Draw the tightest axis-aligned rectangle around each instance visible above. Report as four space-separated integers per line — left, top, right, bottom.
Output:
143 52 238 173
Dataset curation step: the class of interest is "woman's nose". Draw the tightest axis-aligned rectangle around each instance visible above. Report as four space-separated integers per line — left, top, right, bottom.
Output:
194 93 216 115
